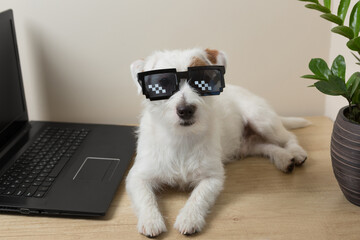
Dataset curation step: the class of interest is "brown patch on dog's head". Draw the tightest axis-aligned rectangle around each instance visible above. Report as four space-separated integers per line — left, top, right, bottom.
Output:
205 48 219 64
189 57 208 67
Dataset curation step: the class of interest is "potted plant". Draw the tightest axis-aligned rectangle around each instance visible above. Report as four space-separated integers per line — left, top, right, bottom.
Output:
300 0 360 206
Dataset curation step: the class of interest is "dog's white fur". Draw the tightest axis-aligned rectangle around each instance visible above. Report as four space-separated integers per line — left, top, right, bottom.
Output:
126 48 310 237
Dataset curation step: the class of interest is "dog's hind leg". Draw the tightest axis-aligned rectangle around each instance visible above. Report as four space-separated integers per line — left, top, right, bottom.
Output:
260 119 307 167
243 112 307 171
247 142 296 173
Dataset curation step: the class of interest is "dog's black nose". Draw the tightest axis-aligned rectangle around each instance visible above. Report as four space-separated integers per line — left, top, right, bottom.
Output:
176 104 197 120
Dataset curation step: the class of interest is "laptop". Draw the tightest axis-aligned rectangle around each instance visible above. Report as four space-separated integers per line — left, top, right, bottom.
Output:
0 9 136 216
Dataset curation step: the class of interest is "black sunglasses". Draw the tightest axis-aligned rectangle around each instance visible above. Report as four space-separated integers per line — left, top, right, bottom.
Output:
137 65 226 101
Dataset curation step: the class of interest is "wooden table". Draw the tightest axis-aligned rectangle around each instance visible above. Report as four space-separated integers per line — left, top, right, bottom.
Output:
1 116 360 240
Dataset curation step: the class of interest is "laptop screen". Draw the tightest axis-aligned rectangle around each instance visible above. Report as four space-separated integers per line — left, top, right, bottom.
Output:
0 10 28 150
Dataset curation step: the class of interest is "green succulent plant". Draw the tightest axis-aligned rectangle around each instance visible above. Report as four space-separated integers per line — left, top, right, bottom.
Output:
300 0 360 123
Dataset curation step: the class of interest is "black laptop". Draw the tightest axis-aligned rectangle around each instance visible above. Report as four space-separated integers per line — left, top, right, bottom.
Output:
0 9 135 216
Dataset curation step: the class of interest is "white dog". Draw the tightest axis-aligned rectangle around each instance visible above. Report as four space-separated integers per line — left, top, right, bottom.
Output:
126 48 309 237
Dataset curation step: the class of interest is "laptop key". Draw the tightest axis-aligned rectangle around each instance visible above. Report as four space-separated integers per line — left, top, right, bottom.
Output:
38 186 49 192
14 179 21 184
41 182 52 187
24 187 38 197
20 183 30 188
34 191 46 198
35 177 45 182
45 177 55 182
3 188 16 195
14 188 26 196
3 181 10 186
48 157 71 178
31 170 41 175
32 182 42 186
38 173 48 177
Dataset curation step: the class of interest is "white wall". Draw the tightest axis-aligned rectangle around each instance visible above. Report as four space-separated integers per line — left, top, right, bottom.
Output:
325 0 359 120
0 0 330 125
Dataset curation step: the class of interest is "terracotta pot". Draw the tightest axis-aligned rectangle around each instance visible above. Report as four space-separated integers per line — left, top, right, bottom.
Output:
331 106 360 206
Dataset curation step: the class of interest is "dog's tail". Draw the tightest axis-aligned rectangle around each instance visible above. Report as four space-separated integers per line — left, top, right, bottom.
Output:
280 117 311 130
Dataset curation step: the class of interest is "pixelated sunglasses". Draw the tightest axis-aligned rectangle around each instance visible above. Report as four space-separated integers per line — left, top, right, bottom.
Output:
137 65 226 101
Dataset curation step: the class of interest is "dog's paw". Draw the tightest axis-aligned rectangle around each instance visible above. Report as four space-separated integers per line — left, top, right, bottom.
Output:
137 212 167 238
287 145 307 166
174 208 205 235
273 151 296 173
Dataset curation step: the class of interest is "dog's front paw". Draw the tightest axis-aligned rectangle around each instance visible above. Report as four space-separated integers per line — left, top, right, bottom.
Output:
137 212 167 238
174 208 205 235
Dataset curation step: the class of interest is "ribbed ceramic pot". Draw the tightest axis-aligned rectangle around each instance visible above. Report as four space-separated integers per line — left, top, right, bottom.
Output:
331 106 360 206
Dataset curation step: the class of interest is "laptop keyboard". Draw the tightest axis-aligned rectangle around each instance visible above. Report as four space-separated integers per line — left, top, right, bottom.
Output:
0 127 90 198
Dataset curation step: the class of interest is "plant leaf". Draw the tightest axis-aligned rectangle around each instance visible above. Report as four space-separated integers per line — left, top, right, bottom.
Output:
329 75 348 96
309 58 332 80
349 1 360 37
314 75 348 96
321 13 344 25
305 3 331 13
347 37 360 51
352 89 360 104
301 74 328 80
346 72 360 89
324 0 331 9
331 55 346 80
338 0 351 21
346 72 360 98
331 25 355 39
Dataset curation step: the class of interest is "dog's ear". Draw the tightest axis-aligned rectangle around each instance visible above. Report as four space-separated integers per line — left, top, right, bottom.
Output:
205 48 227 68
130 59 145 94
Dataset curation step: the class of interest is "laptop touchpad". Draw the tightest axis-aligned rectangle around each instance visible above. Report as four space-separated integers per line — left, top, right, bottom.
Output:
74 157 120 182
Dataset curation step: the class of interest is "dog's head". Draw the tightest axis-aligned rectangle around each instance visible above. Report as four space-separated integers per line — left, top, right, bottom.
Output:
130 48 227 135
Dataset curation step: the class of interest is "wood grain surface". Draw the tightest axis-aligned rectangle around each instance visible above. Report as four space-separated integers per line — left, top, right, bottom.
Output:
1 116 359 240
